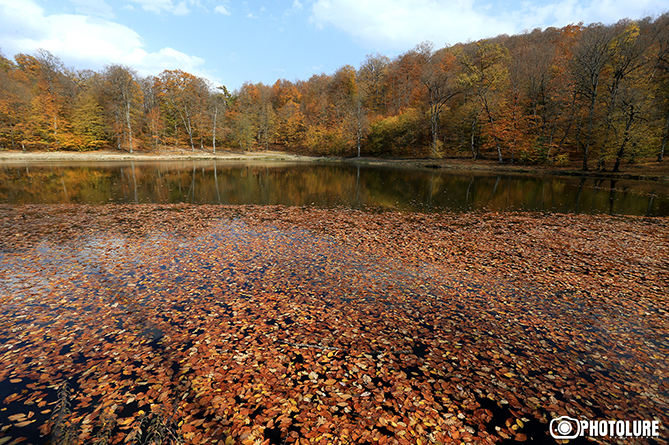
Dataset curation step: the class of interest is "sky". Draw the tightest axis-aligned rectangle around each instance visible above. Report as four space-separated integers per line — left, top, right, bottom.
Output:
0 0 667 91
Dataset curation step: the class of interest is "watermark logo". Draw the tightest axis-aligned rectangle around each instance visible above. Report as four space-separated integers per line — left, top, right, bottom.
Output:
549 416 661 440
550 416 581 439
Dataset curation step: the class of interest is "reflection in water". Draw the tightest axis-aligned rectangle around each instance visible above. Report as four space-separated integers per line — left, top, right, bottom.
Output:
1 161 668 216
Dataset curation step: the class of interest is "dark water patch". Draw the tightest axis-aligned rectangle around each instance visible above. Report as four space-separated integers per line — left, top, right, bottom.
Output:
412 342 429 358
264 426 283 444
475 396 560 443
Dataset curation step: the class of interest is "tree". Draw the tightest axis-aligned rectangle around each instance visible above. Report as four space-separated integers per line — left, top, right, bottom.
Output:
0 53 30 150
34 49 67 145
302 74 333 129
12 50 74 150
420 44 461 157
230 82 258 151
140 76 163 150
255 84 276 151
103 65 143 153
329 65 357 126
71 87 107 151
570 24 614 170
271 80 305 147
210 86 231 153
602 20 653 171
543 25 582 159
386 46 426 114
156 70 210 151
459 41 510 163
358 53 390 114
348 79 369 157
651 13 669 162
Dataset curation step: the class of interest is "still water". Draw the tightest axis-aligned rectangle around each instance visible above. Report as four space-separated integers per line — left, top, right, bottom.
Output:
1 161 668 216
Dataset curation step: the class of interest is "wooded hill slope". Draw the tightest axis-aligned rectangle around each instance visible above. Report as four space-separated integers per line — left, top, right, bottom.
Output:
1 15 668 171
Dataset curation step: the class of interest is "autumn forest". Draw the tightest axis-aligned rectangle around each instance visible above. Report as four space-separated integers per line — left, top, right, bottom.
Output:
1 15 669 171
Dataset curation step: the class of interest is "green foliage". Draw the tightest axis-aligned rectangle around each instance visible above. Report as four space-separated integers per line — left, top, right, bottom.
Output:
368 108 427 156
516 141 551 165
302 125 349 155
71 93 108 151
553 152 570 166
231 110 255 151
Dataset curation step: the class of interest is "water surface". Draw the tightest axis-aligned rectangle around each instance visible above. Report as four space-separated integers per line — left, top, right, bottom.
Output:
1 161 668 215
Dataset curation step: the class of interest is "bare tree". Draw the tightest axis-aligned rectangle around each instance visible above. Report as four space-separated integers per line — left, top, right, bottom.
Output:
571 24 614 170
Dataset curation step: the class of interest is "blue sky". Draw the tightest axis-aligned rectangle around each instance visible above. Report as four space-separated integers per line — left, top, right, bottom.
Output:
1 0 666 91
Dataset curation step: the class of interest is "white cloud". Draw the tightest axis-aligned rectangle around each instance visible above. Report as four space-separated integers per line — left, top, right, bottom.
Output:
310 0 511 49
129 0 197 15
284 0 303 17
70 0 115 19
0 0 48 44
0 0 219 84
309 0 669 51
518 0 666 29
134 47 206 74
214 4 230 15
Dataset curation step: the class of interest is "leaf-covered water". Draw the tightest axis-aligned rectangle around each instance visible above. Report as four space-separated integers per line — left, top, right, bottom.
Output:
0 205 667 444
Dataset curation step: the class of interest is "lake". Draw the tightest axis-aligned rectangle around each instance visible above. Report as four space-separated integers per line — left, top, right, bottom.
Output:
1 161 668 215
1 161 667 444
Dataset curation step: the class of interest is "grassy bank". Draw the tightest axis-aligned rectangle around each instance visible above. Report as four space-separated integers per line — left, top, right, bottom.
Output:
2 149 668 182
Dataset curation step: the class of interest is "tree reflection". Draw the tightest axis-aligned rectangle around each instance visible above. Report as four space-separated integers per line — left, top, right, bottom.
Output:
0 162 668 216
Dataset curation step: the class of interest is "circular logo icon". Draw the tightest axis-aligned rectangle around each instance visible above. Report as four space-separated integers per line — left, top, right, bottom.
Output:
557 420 573 435
549 416 582 439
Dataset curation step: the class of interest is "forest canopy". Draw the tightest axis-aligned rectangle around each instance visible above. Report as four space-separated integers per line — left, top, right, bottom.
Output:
1 15 669 170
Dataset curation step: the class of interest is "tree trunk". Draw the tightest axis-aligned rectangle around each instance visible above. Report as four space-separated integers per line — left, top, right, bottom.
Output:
510 90 519 164
188 115 194 151
125 102 133 153
9 117 15 150
480 95 503 163
185 113 194 151
658 110 669 162
613 105 635 172
430 105 440 158
357 128 362 157
582 90 598 171
470 115 478 160
486 109 503 163
212 106 218 154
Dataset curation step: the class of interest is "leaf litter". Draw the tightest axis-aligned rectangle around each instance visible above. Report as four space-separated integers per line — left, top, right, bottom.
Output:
0 204 667 444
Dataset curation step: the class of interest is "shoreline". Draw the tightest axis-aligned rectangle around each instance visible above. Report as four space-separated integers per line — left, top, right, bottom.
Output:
0 149 323 163
1 149 668 182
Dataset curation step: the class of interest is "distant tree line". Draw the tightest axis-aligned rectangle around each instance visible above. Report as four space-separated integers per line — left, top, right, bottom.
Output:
1 14 668 170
